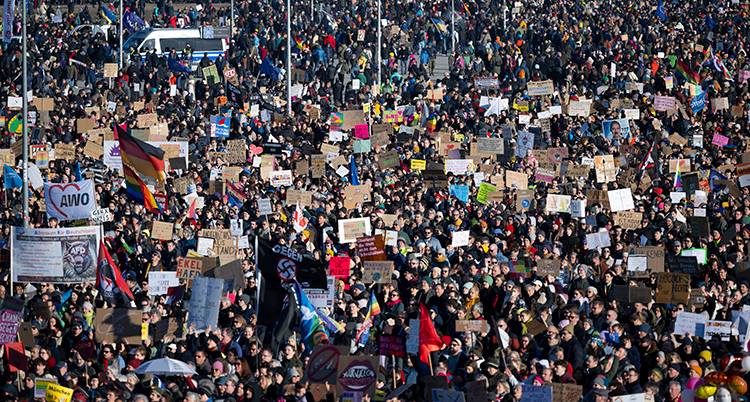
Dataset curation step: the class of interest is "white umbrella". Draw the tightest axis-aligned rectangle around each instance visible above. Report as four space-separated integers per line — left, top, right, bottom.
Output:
133 358 198 376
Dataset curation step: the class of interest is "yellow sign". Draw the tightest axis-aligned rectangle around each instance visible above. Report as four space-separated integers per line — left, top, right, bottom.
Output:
45 383 74 402
411 159 426 170
454 134 464 142
142 323 149 340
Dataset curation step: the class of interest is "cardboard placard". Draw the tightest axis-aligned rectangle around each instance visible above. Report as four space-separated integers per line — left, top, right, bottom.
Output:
137 113 158 128
537 259 561 277
455 320 488 332
615 211 642 229
83 141 103 159
76 118 96 133
610 285 652 304
151 221 174 241
656 273 690 304
103 63 118 78
286 189 313 207
362 261 392 283
93 309 142 343
336 355 379 397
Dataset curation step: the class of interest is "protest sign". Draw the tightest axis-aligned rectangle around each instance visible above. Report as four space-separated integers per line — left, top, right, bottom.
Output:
329 256 351 281
609 285 652 304
306 345 349 384
151 221 174 241
11 226 101 284
148 272 179 295
615 211 642 229
705 321 731 341
93 309 142 343
667 255 700 275
204 259 245 292
656 273 690 304
379 334 406 357
186 277 224 331
477 138 505 154
0 297 23 345
338 218 372 243
337 355 379 398
356 235 387 262
537 260 561 277
521 384 552 402
455 320 489 332
44 179 96 221
674 311 707 336
362 261 392 283
45 383 74 402
527 80 554 95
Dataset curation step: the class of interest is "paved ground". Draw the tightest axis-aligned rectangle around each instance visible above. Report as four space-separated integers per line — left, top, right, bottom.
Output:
430 54 450 81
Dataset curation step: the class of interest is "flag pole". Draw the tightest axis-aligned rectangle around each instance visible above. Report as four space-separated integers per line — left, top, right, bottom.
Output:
119 0 123 70
286 0 291 115
377 0 381 91
22 0 28 228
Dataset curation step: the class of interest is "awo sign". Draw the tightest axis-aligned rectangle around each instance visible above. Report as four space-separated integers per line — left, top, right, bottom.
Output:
336 356 378 397
44 179 96 221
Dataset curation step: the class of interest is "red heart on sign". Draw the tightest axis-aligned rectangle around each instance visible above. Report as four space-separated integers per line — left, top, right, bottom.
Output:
48 183 82 218
249 145 264 155
446 144 455 149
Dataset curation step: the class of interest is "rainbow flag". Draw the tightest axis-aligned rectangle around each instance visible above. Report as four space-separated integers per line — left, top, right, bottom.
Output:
316 308 345 333
294 280 330 351
187 198 198 220
676 60 700 86
123 164 163 214
356 291 381 346
674 161 682 189
424 115 436 133
292 36 304 55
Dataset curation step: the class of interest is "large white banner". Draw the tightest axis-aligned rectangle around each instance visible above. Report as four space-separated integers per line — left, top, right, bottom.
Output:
12 226 101 283
2 0 16 43
44 179 96 221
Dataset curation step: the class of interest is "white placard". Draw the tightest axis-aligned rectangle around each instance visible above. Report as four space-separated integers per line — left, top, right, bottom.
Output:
197 237 215 256
452 230 471 247
627 255 648 271
571 200 586 218
148 272 179 295
91 208 112 224
608 188 635 212
586 231 612 250
674 311 707 337
257 198 273 215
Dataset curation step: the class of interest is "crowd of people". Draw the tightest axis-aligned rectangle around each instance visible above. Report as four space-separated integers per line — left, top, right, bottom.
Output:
3 0 750 402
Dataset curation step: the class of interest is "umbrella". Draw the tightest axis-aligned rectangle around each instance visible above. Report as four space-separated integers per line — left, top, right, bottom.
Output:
133 358 197 376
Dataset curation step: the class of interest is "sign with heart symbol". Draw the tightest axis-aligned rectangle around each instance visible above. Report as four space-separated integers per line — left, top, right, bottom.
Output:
248 145 264 156
44 179 96 221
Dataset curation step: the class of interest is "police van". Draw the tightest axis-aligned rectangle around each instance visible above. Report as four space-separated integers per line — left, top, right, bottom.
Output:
123 28 229 70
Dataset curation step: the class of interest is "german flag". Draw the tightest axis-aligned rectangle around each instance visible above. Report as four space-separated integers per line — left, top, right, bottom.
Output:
116 125 166 182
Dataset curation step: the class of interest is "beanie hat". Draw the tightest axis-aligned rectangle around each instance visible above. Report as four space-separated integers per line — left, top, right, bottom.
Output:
700 350 712 362
650 369 663 381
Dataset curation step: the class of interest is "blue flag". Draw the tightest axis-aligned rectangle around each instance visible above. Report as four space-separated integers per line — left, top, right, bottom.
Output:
260 57 281 81
350 157 360 185
123 11 148 34
167 57 191 74
691 91 707 115
655 0 666 21
75 161 82 182
705 15 716 29
4 165 22 189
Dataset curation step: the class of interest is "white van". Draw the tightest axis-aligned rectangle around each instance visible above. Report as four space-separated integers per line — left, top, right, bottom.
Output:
123 28 228 70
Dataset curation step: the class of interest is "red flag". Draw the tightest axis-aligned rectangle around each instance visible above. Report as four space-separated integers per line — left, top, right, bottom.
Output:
419 302 444 367
96 240 135 308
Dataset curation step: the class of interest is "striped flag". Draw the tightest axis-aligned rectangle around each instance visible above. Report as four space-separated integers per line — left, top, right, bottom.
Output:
116 125 166 182
356 291 381 346
123 164 164 214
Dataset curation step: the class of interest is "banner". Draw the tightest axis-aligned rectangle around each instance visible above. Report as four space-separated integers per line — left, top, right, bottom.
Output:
256 239 329 326
2 0 15 43
44 179 96 221
12 226 101 284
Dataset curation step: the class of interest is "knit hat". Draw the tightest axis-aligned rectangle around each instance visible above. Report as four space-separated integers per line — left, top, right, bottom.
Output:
691 366 703 377
650 369 663 381
700 350 712 362
127 360 141 369
212 361 224 373
422 276 432 285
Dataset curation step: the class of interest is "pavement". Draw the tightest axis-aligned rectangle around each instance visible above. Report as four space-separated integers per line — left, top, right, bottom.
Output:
430 54 451 81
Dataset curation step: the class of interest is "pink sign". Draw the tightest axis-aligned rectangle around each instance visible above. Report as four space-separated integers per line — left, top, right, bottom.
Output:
740 70 750 84
712 134 729 147
354 124 369 139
